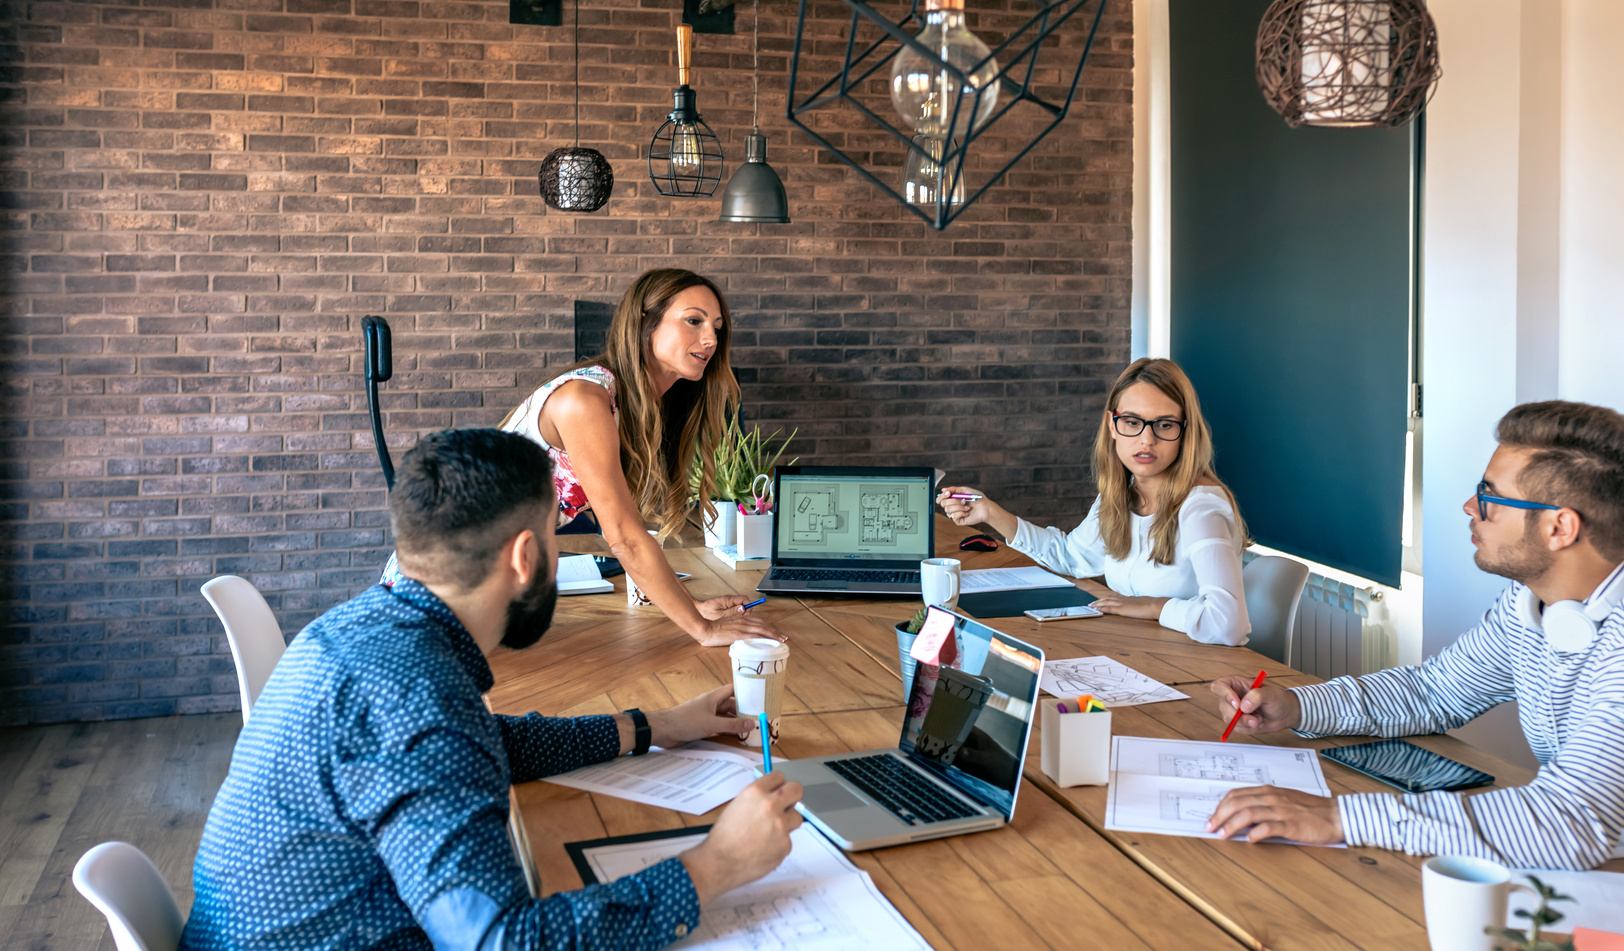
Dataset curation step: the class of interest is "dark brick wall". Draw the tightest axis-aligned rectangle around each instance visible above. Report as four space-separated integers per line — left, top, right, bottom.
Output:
0 0 1133 725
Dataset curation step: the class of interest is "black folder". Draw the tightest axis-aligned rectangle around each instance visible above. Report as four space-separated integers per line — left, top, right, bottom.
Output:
955 586 1097 619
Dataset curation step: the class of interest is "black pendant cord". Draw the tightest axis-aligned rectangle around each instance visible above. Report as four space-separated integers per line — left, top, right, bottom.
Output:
751 0 760 135
572 0 581 149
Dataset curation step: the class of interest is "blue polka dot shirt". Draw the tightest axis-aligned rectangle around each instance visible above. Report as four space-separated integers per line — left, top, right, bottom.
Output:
180 579 702 950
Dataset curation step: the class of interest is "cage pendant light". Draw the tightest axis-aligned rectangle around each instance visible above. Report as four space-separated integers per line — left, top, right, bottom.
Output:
539 0 614 212
649 24 726 197
718 0 791 223
1256 0 1441 128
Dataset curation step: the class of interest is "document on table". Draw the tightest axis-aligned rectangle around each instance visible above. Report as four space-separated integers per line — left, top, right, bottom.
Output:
574 825 932 951
543 741 756 815
1039 656 1189 706
1508 869 1624 933
960 566 1074 592
557 554 614 595
1104 735 1340 846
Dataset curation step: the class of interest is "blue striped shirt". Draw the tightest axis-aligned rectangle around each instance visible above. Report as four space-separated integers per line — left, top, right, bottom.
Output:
1291 566 1624 870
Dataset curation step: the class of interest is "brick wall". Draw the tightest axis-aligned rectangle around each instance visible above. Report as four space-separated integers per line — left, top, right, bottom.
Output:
0 0 1133 725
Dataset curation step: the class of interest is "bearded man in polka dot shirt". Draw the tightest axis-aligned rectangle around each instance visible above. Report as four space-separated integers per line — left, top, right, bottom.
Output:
181 428 804 951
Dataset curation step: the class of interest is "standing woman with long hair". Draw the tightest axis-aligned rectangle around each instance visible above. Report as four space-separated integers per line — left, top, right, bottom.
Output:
937 358 1250 645
381 268 779 646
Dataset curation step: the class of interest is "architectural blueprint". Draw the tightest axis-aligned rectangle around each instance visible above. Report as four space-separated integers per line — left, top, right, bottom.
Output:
1104 736 1339 846
1038 656 1189 707
858 484 919 546
788 483 845 545
577 826 931 951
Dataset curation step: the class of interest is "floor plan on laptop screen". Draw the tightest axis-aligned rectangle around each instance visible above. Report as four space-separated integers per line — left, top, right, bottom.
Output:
777 477 929 559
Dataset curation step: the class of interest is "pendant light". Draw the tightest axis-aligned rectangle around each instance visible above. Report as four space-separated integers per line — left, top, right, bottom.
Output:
1256 0 1441 128
538 0 614 212
649 24 725 198
718 0 791 223
787 0 1110 230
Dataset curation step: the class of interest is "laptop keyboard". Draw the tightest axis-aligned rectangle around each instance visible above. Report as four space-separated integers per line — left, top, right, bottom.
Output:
826 754 979 826
768 568 921 584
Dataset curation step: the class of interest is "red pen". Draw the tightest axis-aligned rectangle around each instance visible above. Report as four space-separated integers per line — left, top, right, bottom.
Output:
1220 670 1267 742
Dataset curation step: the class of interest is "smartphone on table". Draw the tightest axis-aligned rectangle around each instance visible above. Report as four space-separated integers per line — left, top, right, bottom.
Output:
1024 604 1104 622
1320 738 1495 793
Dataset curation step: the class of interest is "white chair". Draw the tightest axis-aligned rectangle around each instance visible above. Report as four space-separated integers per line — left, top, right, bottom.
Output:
201 575 285 724
1242 555 1310 667
72 842 184 951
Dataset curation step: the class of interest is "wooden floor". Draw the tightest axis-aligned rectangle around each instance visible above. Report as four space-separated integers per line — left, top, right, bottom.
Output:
0 713 240 951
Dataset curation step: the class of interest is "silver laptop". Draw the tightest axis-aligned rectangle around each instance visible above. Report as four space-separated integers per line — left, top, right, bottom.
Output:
755 465 935 596
776 608 1045 851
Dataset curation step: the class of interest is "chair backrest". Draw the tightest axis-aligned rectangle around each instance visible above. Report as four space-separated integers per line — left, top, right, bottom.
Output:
72 842 184 951
201 575 285 724
1242 555 1310 666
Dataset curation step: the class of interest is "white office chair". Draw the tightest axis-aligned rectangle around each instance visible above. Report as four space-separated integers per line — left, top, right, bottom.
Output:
72 842 184 951
201 575 285 724
1242 555 1310 667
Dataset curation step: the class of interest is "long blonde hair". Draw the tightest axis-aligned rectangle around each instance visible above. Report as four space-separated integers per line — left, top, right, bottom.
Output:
1093 358 1245 565
503 269 740 538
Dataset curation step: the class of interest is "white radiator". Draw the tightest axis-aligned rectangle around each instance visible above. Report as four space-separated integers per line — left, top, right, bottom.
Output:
1290 574 1394 681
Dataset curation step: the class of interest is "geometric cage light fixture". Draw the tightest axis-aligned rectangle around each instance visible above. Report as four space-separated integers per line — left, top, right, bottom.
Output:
1256 0 1442 129
787 0 1109 230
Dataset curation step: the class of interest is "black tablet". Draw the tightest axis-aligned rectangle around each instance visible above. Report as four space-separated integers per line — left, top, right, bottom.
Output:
1320 739 1495 793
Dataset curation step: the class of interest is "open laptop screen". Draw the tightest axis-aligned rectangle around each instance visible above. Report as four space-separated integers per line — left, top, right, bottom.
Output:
774 470 933 564
898 609 1044 820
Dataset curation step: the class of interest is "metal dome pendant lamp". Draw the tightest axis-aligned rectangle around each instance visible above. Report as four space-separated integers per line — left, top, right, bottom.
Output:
649 24 726 198
1256 0 1441 128
539 0 614 212
718 0 791 223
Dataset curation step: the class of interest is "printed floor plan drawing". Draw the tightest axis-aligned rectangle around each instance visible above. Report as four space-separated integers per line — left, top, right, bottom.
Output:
1159 752 1270 784
788 484 845 545
1037 657 1189 707
1160 788 1228 825
858 485 919 546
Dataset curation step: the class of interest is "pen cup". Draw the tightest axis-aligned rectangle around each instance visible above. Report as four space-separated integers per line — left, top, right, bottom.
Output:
1039 703 1112 787
737 510 773 561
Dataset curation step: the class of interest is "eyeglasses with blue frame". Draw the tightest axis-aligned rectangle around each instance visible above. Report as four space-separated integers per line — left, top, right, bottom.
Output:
1475 480 1561 523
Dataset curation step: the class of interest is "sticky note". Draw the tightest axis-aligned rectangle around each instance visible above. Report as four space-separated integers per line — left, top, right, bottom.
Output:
909 609 958 666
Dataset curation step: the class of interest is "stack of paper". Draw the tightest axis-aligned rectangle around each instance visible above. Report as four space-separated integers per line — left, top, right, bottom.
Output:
576 825 932 951
544 741 757 815
557 554 614 595
960 566 1074 592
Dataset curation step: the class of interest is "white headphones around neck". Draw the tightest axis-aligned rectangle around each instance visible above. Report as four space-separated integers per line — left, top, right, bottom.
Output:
1516 565 1624 653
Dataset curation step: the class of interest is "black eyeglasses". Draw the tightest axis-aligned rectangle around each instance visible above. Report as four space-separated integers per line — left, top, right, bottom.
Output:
1113 414 1185 441
1475 480 1560 523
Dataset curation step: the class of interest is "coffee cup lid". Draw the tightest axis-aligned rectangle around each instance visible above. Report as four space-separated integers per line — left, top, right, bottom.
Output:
729 638 790 661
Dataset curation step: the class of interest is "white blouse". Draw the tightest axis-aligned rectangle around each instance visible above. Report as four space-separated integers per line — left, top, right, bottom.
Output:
1008 486 1251 646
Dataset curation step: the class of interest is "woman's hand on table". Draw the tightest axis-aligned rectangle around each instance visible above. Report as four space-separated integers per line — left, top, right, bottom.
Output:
1205 786 1344 845
694 610 784 647
697 594 757 621
1089 590 1170 621
644 683 754 748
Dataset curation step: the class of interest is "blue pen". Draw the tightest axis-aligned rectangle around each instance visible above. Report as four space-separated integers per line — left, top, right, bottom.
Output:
740 596 767 612
758 713 772 772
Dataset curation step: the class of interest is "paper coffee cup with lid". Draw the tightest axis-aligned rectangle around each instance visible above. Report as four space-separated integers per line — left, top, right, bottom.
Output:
729 638 790 747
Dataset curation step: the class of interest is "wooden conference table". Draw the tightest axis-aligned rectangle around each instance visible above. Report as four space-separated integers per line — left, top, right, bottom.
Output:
486 516 1612 951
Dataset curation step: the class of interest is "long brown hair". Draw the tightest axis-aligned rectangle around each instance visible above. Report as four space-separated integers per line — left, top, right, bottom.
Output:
1092 358 1246 565
502 268 740 539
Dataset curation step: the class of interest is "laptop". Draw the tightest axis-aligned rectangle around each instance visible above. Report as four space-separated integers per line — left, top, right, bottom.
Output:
755 465 935 596
775 607 1045 850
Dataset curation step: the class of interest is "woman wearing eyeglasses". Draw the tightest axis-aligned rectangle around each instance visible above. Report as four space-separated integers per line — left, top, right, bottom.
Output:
937 357 1251 645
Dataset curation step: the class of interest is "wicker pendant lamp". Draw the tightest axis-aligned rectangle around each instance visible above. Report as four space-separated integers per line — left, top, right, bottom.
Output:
1256 0 1441 128
539 0 614 211
718 0 790 223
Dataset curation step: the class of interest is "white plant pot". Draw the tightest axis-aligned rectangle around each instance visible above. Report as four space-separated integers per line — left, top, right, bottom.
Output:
704 502 738 548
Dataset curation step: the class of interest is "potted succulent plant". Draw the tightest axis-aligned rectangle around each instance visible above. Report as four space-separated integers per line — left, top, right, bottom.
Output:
691 409 797 548
896 605 930 700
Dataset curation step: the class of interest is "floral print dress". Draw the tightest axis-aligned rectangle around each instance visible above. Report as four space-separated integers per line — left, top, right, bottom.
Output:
379 366 617 586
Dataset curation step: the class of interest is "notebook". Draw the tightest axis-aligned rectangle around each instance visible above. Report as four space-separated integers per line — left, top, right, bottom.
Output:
556 554 614 595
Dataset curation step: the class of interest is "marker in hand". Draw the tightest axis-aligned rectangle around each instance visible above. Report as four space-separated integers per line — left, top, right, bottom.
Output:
739 596 767 613
758 712 772 773
1220 670 1268 742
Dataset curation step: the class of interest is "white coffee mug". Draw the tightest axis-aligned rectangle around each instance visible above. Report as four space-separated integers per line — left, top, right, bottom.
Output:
1422 856 1530 951
921 557 961 610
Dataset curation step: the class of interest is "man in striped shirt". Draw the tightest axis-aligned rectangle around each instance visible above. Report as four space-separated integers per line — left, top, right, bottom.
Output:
1205 400 1624 869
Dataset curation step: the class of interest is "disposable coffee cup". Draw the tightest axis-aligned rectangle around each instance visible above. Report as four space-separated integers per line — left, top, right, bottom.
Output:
730 638 790 748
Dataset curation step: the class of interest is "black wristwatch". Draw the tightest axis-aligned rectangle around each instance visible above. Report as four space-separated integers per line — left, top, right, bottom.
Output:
621 708 651 756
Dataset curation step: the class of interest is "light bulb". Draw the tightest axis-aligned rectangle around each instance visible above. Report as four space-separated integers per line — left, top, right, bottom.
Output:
890 0 999 140
901 133 964 208
671 121 704 175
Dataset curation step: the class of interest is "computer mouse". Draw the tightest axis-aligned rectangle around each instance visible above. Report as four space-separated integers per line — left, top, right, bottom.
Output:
959 534 1000 552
